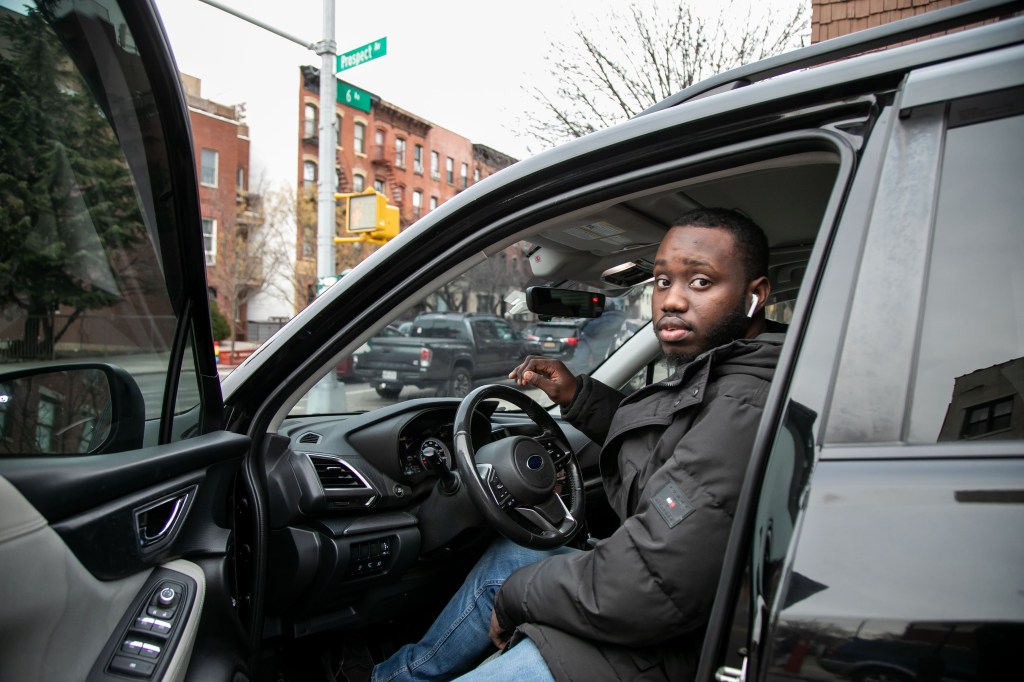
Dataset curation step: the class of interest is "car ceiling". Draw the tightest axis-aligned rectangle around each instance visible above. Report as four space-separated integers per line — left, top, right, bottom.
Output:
521 150 839 297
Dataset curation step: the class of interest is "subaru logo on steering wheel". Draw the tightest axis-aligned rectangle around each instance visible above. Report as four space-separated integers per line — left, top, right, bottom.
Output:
527 454 544 470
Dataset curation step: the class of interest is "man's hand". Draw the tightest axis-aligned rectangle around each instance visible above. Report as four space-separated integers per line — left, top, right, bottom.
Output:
509 355 578 407
489 609 511 649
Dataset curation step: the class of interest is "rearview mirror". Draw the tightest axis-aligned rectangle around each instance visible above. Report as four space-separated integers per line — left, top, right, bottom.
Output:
0 363 145 455
526 287 606 318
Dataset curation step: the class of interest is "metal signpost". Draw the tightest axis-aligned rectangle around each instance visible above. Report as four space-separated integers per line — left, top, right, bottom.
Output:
197 2 388 285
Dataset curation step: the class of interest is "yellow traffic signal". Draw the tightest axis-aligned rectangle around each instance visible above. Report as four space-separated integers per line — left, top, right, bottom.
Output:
334 190 400 245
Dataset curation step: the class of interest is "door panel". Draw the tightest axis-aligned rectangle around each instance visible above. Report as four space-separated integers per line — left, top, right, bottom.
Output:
0 474 146 679
0 430 248 680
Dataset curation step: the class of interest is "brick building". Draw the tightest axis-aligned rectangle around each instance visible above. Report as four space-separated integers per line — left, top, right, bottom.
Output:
294 66 518 307
811 0 966 41
182 74 261 341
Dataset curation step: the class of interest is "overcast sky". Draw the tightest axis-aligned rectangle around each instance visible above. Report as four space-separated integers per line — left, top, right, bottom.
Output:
155 0 807 188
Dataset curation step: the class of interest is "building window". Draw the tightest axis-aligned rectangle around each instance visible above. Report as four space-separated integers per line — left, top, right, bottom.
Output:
430 196 438 211
374 129 385 161
303 160 317 191
414 144 424 174
395 137 406 169
431 151 440 180
446 157 454 184
962 397 1014 439
474 167 481 183
354 122 366 154
460 162 468 188
200 148 218 187
202 217 216 266
352 174 365 192
302 224 314 259
412 190 422 220
374 178 385 193
303 103 317 140
236 167 245 192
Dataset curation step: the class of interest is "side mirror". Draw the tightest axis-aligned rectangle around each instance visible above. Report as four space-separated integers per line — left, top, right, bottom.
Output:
526 287 606 319
0 363 145 455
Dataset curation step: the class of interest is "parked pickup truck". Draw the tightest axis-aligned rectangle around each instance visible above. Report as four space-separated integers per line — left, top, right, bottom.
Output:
353 313 529 399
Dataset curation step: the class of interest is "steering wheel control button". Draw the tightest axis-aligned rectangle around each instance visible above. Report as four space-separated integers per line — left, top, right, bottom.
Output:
109 655 155 677
488 476 511 505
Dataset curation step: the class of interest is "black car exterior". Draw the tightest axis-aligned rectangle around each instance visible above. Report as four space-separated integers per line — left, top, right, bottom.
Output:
0 1 1022 681
527 320 586 360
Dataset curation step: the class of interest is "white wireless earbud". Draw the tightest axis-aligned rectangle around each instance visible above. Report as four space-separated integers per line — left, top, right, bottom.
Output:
746 294 759 318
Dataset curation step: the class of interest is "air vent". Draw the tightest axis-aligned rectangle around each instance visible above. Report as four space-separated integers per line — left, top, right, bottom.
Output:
308 455 369 490
298 432 323 445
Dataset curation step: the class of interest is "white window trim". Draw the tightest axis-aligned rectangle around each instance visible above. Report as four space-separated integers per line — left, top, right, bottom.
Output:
200 148 218 188
202 217 217 266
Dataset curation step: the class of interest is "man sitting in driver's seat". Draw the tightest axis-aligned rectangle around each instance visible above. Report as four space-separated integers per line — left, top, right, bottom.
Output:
364 208 786 682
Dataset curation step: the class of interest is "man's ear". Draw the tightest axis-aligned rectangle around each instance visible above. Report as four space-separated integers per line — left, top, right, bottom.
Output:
747 276 771 316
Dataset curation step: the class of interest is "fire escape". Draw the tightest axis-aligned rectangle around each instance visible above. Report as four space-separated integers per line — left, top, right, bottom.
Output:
370 142 400 206
371 101 434 229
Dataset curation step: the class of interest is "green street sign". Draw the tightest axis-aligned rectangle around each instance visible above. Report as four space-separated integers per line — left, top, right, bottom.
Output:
337 82 372 113
336 37 387 73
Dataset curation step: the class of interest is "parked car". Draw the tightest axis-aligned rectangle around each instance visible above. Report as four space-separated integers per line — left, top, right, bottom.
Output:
525 320 587 360
0 2 1021 682
335 324 403 383
353 312 528 398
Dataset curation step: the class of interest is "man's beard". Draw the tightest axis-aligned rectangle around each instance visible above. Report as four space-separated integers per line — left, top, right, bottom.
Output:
665 303 750 371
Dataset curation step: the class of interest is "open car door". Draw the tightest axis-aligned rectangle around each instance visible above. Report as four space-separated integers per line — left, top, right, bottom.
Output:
0 1 251 680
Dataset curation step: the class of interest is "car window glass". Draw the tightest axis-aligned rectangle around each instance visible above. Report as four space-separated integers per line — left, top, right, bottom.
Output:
292 240 655 415
494 320 516 341
473 320 497 340
909 112 1024 442
0 1 198 454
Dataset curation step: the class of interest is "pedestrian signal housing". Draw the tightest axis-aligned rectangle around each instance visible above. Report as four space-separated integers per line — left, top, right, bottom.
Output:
334 190 400 245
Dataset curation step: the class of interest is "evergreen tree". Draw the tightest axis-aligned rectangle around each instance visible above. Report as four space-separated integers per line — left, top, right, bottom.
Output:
0 7 145 358
209 300 231 341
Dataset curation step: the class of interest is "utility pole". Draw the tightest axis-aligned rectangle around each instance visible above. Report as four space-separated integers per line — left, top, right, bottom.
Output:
198 0 337 281
315 1 337 281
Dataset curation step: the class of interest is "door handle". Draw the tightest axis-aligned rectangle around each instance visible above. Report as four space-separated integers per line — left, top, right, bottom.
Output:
134 487 194 547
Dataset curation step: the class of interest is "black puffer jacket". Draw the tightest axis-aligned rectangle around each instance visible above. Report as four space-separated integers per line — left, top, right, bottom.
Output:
493 329 785 681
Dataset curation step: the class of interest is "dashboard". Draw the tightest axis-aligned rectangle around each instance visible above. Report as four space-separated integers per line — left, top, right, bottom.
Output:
260 398 537 637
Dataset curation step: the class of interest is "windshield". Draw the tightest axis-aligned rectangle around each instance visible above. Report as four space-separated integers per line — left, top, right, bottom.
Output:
289 240 655 415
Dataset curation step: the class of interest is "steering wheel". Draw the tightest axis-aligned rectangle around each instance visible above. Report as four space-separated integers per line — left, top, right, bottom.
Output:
453 384 585 549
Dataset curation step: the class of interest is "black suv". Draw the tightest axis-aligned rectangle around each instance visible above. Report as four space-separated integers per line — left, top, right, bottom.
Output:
0 2 1021 681
526 320 587 359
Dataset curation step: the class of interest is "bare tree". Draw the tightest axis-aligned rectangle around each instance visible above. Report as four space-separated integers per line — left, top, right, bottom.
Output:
521 0 809 149
217 179 295 352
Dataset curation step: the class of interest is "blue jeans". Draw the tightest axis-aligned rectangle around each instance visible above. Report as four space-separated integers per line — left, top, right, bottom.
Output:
371 537 580 682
